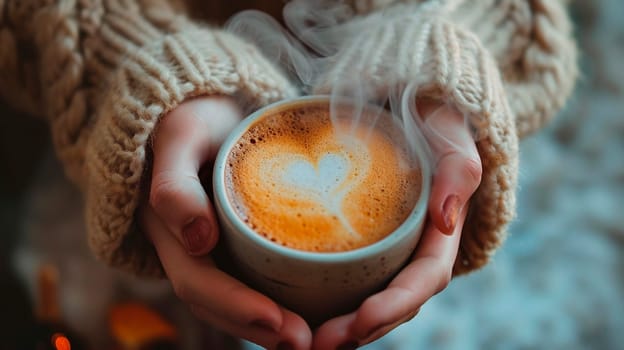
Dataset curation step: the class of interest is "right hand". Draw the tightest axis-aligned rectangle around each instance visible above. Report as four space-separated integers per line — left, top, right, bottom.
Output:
311 99 482 349
138 96 312 349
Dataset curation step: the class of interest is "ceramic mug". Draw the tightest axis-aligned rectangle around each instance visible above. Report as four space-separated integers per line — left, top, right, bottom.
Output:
212 96 431 325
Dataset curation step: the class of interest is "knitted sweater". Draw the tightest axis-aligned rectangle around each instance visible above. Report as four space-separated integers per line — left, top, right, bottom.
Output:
0 0 577 277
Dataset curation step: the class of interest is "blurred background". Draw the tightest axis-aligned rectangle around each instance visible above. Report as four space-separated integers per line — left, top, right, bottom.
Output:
1 0 623 349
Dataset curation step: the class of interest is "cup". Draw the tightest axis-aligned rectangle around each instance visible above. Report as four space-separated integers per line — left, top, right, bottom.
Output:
212 96 431 325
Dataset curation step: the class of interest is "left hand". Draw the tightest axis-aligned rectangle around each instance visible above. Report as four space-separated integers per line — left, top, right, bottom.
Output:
140 96 313 349
312 99 482 349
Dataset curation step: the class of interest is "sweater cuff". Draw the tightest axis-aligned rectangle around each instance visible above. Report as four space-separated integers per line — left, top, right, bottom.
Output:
84 23 296 277
314 10 519 275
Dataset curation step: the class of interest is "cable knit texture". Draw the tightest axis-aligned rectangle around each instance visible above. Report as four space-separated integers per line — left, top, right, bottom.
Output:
0 0 296 276
0 0 576 276
312 0 577 274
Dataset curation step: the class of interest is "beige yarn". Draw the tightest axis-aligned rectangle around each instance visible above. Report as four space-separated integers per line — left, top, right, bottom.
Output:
1 0 296 276
0 0 576 277
314 0 577 274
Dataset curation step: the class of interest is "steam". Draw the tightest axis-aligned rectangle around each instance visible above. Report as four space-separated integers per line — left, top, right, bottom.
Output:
225 9 320 89
225 0 471 172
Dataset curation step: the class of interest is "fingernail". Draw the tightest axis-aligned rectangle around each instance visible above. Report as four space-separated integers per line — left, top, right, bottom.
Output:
276 341 294 350
249 319 279 333
442 195 460 233
182 217 212 255
337 340 359 350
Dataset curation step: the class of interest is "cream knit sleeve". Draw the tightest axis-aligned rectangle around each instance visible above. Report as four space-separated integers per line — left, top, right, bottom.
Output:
0 0 296 276
313 0 577 275
452 0 578 138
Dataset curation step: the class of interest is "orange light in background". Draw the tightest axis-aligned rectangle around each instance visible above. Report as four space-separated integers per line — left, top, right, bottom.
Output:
51 333 71 350
109 302 177 349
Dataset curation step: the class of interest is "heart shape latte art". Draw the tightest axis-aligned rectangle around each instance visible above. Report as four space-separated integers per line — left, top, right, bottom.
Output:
281 153 349 199
226 106 421 252
261 140 369 237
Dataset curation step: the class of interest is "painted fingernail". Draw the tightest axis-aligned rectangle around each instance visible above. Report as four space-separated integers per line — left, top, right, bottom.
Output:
442 195 460 233
337 340 359 350
276 341 294 350
182 217 212 255
249 319 279 333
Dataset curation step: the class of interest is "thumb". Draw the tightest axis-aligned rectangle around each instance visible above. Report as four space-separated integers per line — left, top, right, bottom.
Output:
419 101 482 235
149 97 242 255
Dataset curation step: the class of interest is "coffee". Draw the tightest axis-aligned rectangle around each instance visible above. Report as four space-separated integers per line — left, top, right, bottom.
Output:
225 103 421 252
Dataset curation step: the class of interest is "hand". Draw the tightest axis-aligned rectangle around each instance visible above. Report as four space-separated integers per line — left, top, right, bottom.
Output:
139 96 312 349
312 100 482 349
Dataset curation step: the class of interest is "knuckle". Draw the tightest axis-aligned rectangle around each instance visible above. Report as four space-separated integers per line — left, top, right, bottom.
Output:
395 286 418 300
462 158 483 185
149 172 186 210
435 267 453 294
361 293 385 313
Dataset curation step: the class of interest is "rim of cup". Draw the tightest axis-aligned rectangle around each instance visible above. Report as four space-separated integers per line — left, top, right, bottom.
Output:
213 95 431 263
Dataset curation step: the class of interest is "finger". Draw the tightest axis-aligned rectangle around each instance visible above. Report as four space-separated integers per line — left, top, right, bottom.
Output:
348 207 467 346
358 308 419 345
191 304 312 350
421 103 482 234
312 313 357 350
141 205 284 333
275 309 313 350
190 304 279 348
149 97 242 255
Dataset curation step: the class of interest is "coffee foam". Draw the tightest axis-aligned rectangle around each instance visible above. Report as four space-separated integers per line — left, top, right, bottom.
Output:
226 104 421 252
